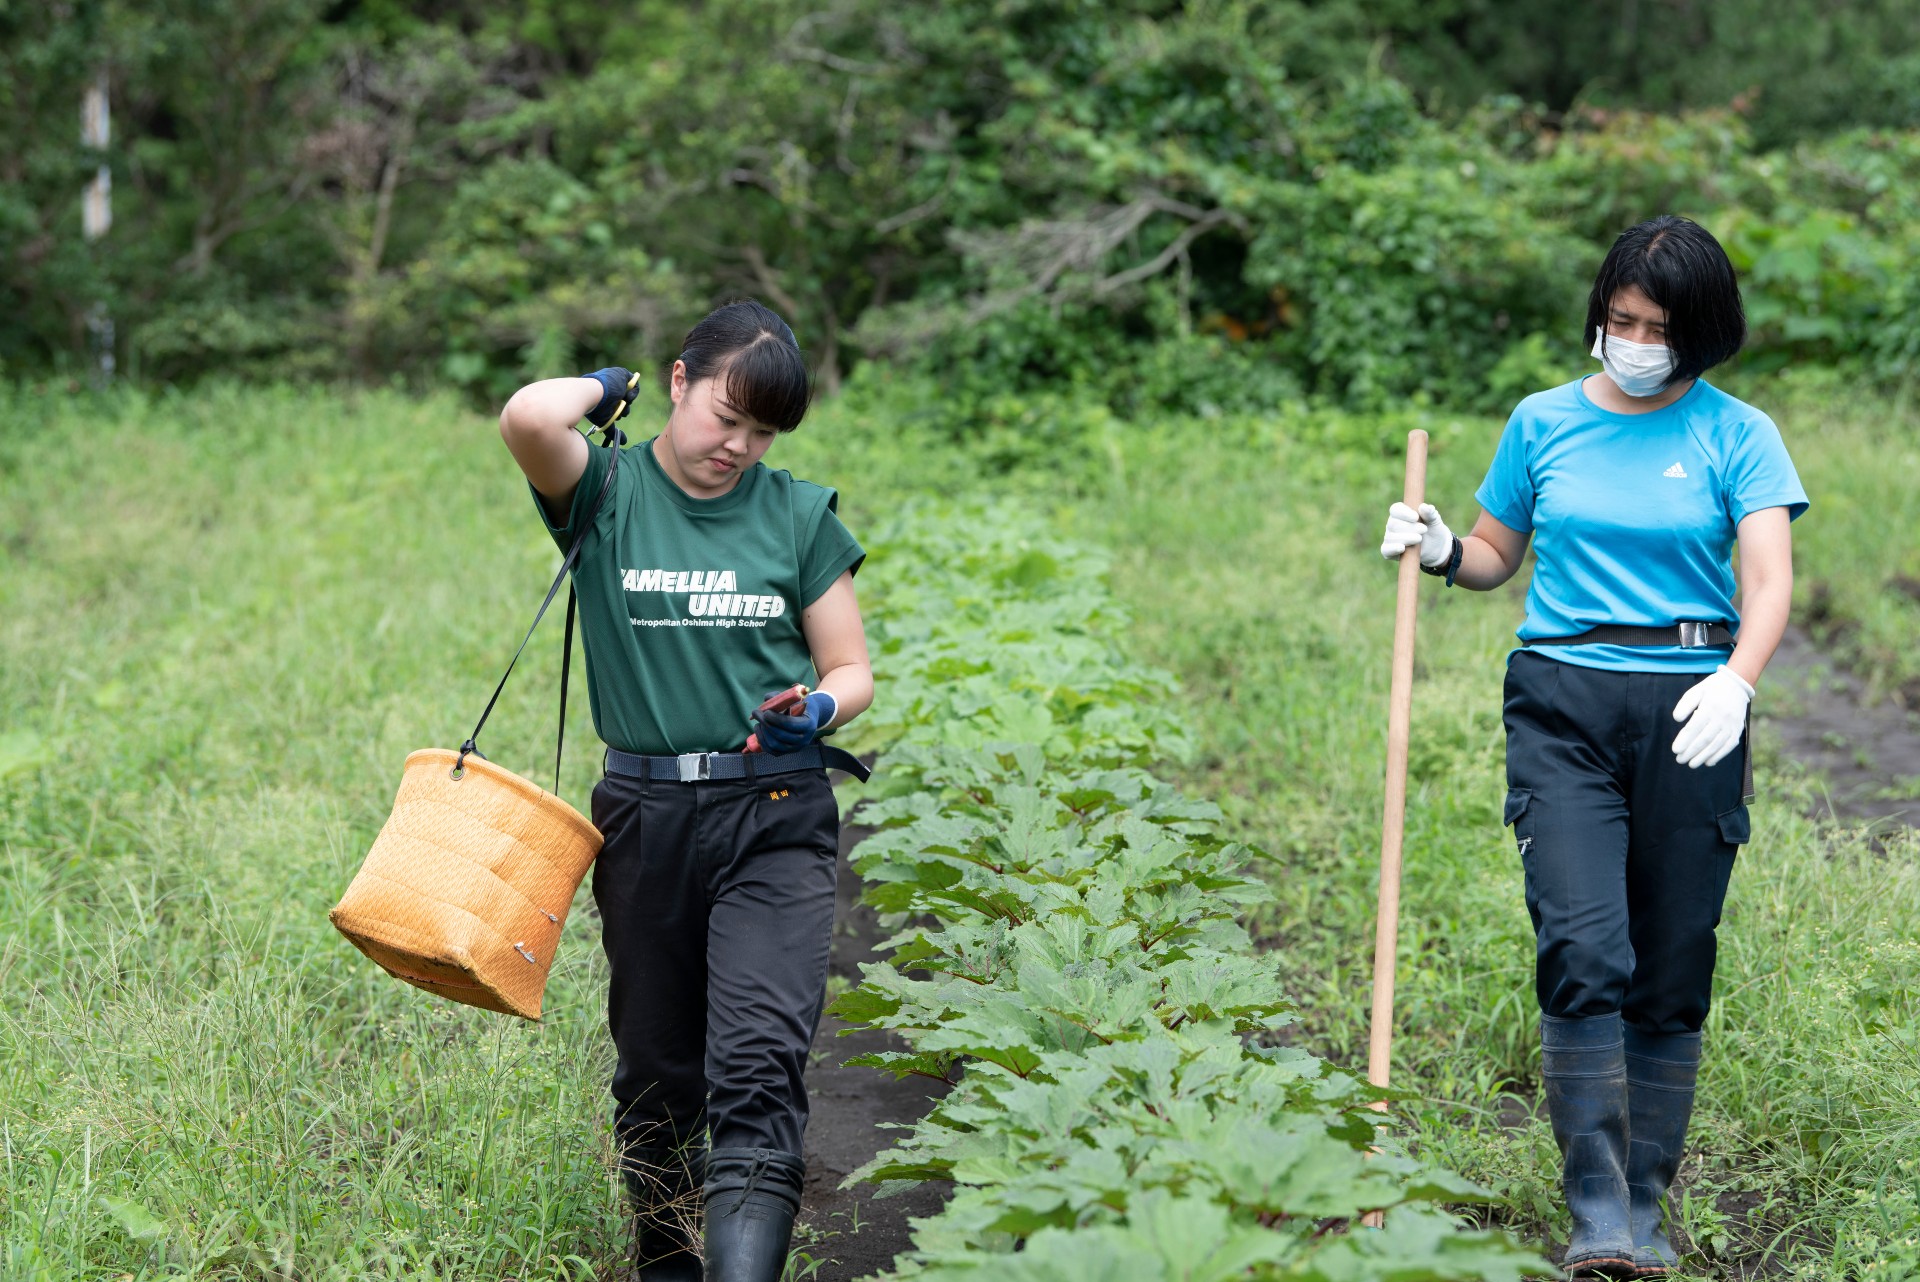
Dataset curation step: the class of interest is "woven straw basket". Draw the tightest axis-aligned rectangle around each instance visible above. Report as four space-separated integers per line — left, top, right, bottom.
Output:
330 748 603 1019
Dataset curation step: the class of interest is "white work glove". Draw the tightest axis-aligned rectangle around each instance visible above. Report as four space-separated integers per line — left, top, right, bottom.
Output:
1670 665 1754 769
1380 502 1454 568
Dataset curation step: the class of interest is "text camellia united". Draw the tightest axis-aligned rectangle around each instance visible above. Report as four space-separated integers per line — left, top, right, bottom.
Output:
620 567 789 620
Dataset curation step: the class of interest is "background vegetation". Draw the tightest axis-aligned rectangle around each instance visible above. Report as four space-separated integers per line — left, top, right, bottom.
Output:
7 1 1920 1277
6 0 1920 411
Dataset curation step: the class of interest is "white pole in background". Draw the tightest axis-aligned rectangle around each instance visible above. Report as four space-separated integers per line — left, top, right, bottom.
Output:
82 66 114 382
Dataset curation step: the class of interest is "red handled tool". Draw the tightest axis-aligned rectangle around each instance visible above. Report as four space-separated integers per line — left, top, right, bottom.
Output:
743 684 811 753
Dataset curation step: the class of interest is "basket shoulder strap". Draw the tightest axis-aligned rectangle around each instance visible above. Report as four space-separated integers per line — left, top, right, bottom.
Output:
555 582 577 794
458 427 623 775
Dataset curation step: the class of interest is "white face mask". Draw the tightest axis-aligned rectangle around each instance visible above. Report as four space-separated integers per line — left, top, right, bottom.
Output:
1591 331 1677 398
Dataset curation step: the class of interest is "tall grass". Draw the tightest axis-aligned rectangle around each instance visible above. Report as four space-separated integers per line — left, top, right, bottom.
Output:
0 386 632 1277
0 383 913 1279
1074 390 1920 1277
1757 369 1920 705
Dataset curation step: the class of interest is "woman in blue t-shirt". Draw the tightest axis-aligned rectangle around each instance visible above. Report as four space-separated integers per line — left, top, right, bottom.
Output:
1380 216 1807 1279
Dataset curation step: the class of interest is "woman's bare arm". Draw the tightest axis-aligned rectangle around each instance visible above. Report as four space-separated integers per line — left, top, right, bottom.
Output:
800 571 874 728
1726 506 1793 688
499 377 597 510
1451 512 1532 591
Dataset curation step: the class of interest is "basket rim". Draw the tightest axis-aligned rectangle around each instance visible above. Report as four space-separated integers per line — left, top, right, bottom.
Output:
403 748 602 850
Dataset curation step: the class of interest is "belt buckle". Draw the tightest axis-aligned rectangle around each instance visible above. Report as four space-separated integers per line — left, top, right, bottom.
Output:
676 752 711 782
1677 622 1711 648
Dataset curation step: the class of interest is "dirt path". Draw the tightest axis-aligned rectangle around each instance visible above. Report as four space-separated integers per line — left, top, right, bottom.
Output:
1761 624 1920 829
796 820 952 1280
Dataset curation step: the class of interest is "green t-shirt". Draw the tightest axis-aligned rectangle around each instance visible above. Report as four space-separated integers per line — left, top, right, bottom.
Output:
533 436 864 755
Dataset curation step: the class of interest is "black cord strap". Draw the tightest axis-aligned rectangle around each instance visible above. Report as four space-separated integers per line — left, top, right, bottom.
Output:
556 581 577 794
457 422 625 784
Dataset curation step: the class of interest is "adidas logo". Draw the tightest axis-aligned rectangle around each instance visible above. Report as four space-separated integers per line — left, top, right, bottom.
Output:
1663 462 1689 478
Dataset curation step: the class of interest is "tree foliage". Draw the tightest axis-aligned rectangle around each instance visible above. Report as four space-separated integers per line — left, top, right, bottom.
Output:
1365 0 1920 147
3 0 1917 410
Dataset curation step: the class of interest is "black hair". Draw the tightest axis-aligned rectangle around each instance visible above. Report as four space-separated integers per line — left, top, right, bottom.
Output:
669 299 812 432
1585 215 1746 387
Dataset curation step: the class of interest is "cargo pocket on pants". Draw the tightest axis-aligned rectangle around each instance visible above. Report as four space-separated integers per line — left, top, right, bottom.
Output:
1504 786 1535 859
1716 803 1751 847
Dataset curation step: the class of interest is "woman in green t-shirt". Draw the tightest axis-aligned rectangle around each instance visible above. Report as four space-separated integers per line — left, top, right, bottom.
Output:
499 300 873 1282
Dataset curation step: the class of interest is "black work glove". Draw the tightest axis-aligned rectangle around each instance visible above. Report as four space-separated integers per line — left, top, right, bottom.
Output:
581 366 641 428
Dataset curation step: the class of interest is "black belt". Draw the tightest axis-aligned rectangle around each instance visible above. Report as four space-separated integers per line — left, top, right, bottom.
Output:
604 743 872 783
1525 623 1735 650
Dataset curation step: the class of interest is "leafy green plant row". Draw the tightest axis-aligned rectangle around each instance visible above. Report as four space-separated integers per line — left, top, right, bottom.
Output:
827 503 1548 1281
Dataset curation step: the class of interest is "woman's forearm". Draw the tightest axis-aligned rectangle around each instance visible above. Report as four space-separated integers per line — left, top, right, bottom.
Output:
814 662 874 729
1727 573 1790 688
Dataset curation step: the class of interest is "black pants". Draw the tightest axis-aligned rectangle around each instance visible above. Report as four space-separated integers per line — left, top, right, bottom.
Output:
589 766 840 1156
1502 651 1750 1036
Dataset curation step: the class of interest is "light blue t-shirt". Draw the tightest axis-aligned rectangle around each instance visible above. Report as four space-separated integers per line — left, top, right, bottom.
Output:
1474 377 1809 674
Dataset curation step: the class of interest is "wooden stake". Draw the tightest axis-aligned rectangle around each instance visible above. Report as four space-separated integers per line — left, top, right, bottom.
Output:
1361 428 1428 1230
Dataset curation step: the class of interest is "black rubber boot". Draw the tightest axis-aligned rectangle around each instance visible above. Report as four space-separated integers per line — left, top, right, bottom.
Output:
1541 1014 1638 1278
622 1142 706 1282
703 1147 804 1282
1624 1027 1700 1277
